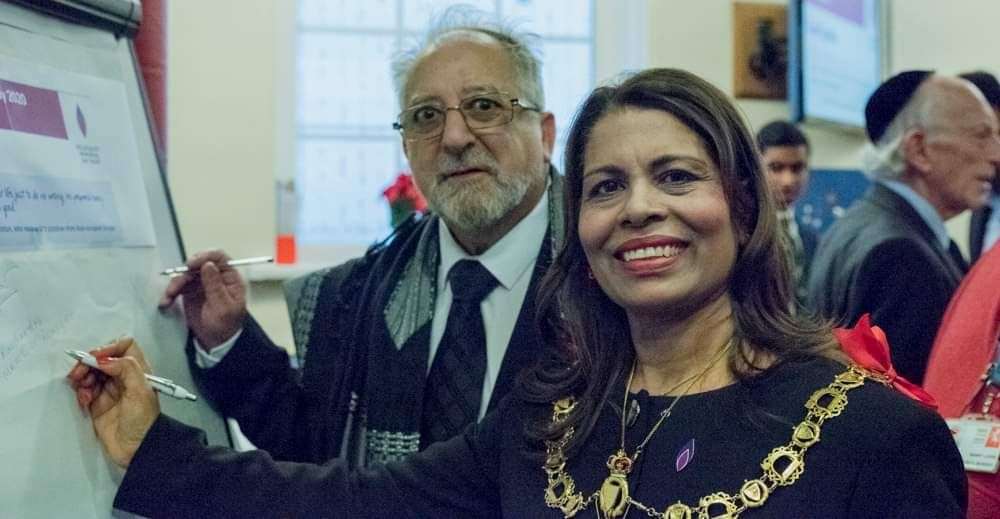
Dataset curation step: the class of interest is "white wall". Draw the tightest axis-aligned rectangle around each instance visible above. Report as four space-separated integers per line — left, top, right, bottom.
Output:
888 0 999 243
167 0 294 346
641 0 999 250
166 0 1000 348
646 0 865 171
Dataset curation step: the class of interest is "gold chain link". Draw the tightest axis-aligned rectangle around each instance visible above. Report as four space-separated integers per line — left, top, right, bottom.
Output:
543 365 873 518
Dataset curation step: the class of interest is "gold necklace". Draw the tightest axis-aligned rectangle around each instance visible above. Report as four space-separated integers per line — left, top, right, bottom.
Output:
543 365 874 519
599 344 731 518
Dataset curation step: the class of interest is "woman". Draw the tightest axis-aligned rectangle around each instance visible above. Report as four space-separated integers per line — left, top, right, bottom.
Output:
924 242 1000 519
70 69 965 518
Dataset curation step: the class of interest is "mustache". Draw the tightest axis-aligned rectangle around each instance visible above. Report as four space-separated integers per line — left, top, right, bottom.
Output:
434 149 499 182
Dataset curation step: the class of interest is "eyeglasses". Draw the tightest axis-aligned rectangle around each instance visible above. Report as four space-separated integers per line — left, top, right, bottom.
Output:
393 92 540 141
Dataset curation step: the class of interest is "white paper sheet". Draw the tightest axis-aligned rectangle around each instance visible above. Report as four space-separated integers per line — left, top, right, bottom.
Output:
0 55 156 250
0 247 183 518
0 54 176 518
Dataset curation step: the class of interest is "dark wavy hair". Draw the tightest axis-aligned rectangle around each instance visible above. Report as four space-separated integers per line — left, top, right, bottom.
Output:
756 120 810 153
519 68 840 454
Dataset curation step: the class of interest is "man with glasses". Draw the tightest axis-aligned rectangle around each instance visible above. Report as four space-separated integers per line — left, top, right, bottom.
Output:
808 71 1000 384
160 12 562 467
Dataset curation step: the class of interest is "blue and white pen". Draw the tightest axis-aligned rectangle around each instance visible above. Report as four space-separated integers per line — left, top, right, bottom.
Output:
65 349 198 402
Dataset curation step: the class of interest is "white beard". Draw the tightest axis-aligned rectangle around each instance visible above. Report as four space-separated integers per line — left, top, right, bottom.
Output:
428 149 536 233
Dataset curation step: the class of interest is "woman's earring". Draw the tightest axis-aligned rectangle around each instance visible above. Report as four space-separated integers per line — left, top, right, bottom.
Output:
585 266 595 280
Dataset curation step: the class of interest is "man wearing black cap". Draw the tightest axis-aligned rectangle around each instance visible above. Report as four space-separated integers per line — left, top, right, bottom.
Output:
808 70 1000 383
960 71 1000 263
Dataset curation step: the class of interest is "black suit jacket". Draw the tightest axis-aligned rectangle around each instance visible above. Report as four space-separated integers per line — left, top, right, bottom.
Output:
807 184 966 383
969 204 992 262
189 195 560 466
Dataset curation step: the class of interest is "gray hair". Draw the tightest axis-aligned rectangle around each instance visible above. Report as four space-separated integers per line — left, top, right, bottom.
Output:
390 5 545 111
862 84 936 181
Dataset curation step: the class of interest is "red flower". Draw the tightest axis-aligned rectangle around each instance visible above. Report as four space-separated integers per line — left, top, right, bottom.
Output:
383 173 427 213
833 314 938 409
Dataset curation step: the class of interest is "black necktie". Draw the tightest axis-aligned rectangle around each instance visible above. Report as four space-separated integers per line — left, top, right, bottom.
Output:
947 240 969 273
420 259 498 446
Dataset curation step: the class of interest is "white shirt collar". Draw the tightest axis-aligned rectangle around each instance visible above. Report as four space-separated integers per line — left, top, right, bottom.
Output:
879 179 951 250
437 188 549 292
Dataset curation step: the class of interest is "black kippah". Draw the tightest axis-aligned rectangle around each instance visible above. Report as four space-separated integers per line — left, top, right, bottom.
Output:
864 70 934 143
959 71 1000 107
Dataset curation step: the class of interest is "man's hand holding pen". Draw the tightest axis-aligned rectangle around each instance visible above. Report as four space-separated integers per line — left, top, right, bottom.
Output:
159 249 249 349
66 337 160 469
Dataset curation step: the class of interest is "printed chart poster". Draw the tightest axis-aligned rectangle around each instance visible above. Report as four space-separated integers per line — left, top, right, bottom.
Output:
0 56 155 250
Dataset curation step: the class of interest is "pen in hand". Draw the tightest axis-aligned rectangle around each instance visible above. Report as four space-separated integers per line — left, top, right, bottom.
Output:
65 350 198 401
160 255 274 276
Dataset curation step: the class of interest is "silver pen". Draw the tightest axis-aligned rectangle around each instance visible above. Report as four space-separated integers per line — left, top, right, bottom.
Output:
66 349 198 401
160 255 274 276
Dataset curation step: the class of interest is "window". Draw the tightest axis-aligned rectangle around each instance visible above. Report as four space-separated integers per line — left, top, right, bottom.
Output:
294 0 595 247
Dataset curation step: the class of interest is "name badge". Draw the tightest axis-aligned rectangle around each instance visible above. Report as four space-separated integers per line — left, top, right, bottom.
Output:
947 416 1000 473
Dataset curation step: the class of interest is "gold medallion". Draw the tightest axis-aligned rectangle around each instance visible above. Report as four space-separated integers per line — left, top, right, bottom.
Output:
598 473 630 517
834 369 865 389
545 472 574 504
545 471 584 516
553 397 576 422
665 502 693 519
738 479 769 508
598 451 633 517
792 421 821 448
697 492 737 519
806 387 848 418
762 446 805 486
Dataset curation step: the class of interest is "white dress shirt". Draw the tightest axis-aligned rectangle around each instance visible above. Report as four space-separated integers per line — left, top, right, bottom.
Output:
433 189 549 417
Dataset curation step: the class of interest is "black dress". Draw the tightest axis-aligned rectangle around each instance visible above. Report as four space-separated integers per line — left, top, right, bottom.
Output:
113 357 965 518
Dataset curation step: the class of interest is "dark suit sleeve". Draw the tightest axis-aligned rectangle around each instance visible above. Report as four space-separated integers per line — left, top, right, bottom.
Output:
846 405 966 518
114 403 509 519
187 316 311 460
186 261 362 462
851 238 954 382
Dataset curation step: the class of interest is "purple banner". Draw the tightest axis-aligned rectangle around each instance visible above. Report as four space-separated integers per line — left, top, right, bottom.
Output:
0 79 68 140
0 101 9 131
807 0 864 25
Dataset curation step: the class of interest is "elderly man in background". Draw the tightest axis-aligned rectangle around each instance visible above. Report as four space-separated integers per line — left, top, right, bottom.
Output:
756 120 817 304
924 71 1000 519
960 71 1000 262
808 70 1000 383
155 11 561 467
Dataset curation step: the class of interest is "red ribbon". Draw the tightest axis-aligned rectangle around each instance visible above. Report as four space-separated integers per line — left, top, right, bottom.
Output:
833 314 938 409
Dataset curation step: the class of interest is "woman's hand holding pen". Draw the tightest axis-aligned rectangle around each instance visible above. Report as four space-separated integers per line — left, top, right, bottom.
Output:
159 249 248 349
66 337 160 468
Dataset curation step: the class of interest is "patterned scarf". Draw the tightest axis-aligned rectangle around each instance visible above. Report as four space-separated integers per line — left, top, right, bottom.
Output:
364 167 564 465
